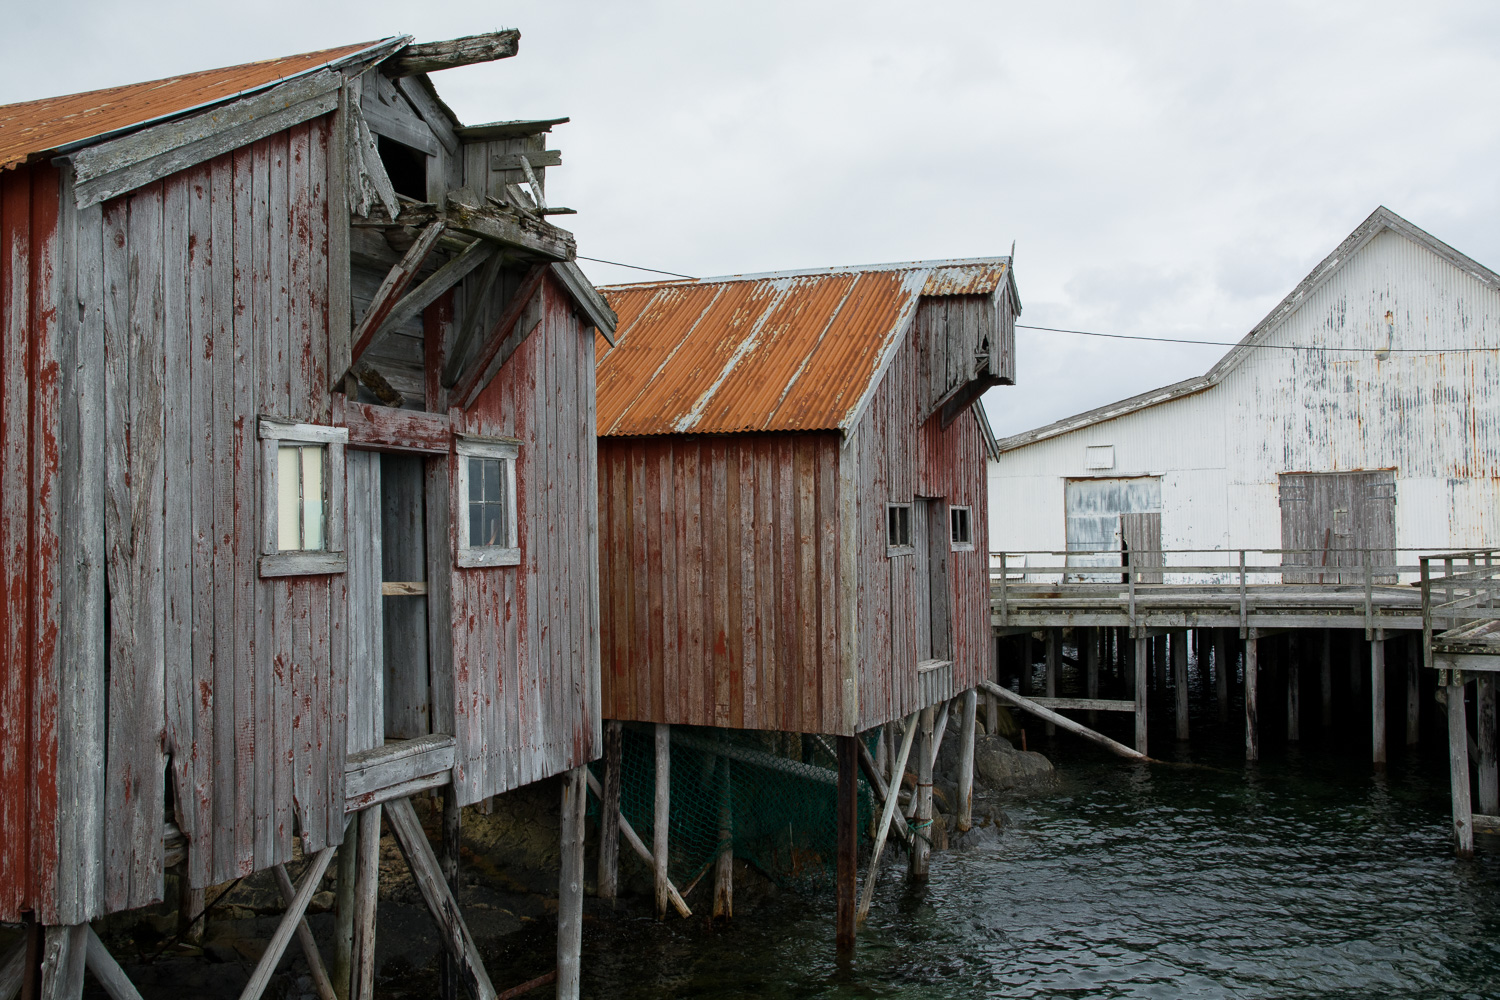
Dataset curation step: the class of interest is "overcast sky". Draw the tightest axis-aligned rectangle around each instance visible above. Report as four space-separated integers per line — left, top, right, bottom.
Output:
7 1 1498 437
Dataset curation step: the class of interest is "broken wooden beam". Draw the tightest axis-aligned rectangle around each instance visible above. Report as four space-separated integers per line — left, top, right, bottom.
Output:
348 220 446 367
979 679 1150 761
386 32 521 77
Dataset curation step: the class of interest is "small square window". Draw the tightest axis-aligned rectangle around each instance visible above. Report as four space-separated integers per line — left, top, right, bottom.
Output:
456 435 520 568
258 418 347 578
950 506 974 551
886 503 912 554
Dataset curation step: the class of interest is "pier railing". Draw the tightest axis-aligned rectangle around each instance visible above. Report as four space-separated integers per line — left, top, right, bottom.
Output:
989 547 1471 634
1419 550 1500 665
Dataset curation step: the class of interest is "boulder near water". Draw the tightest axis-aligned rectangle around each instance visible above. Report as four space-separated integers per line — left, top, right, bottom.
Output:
972 734 1056 792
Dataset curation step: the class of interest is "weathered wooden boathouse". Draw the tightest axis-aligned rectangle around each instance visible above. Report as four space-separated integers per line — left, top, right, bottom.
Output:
0 31 612 998
592 257 1019 950
983 207 1500 774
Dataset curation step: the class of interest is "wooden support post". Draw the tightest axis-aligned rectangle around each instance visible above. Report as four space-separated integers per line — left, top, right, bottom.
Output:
1045 630 1059 736
1173 631 1189 741
1349 632 1363 701
654 723 671 920
384 798 497 1000
1407 638 1421 747
1479 675 1498 816
38 925 86 1000
439 785 461 1000
178 876 205 948
857 712 919 922
557 767 586 1000
1085 627 1100 728
1134 635 1149 756
1287 635 1301 743
958 689 977 832
1245 630 1259 762
237 848 337 1000
911 706 935 881
1215 630 1230 725
83 926 143 1000
714 755 733 921
351 805 382 1000
597 722 623 903
1372 632 1387 766
584 771 692 917
333 834 356 1000
835 735 858 959
1019 634 1033 695
1448 677 1475 858
272 865 338 1000
1321 630 1333 730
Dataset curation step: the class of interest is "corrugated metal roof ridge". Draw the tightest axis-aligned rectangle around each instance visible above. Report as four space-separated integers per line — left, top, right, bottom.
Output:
596 254 1013 292
598 283 727 435
0 38 395 170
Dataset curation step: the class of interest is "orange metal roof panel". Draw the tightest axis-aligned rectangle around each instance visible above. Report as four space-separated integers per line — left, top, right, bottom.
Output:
0 41 381 171
597 257 1011 436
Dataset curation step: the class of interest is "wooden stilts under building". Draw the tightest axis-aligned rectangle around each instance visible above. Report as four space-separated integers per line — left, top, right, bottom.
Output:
1046 630 1060 736
1479 676 1498 816
1407 638 1422 747
835 736 858 958
1135 635 1149 755
1246 630 1260 762
1216 630 1231 724
1287 634 1301 742
912 707 936 881
1173 631 1189 741
1372 631 1387 765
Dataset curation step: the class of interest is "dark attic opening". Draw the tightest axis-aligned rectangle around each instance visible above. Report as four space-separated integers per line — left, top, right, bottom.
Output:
377 134 428 201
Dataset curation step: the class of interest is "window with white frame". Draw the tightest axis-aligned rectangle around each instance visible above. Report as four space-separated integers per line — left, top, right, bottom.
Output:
259 418 347 577
456 435 520 568
886 503 912 555
950 505 974 551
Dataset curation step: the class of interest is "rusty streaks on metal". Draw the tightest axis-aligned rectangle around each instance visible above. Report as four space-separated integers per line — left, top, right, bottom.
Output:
0 41 379 171
597 258 1010 437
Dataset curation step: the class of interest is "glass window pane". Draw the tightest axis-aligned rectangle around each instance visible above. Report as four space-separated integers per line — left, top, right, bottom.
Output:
468 500 485 548
301 446 324 551
277 446 302 551
483 458 501 503
468 458 484 504
484 504 503 546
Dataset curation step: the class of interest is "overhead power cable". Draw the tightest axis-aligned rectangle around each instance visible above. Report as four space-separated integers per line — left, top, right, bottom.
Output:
576 255 696 279
1017 323 1499 354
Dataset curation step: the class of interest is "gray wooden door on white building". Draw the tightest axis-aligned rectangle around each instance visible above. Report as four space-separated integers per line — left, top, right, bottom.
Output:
1279 470 1397 583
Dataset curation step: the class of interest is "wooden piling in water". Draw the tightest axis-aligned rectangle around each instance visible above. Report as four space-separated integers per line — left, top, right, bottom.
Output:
1407 638 1421 747
1321 630 1333 729
835 735 858 958
654 723 671 920
958 689 977 831
1215 629 1230 724
1287 634 1301 743
1372 632 1387 766
1134 635 1149 756
1173 631 1189 741
1086 627 1100 727
911 707 935 881
1045 630 1059 736
598 720 623 901
1245 631 1260 762
1447 678 1475 858
714 756 733 921
1479 675 1498 816
557 767 587 1000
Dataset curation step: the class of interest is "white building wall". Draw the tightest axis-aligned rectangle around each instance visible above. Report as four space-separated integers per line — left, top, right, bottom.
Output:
991 228 1500 562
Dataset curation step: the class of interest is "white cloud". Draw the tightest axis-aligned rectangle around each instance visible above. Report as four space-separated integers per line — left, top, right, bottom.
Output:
8 0 1498 437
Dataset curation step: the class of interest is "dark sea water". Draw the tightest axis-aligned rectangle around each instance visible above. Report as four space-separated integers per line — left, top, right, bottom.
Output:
571 697 1500 999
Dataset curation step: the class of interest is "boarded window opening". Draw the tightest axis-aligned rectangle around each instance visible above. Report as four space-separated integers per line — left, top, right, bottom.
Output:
377 135 428 202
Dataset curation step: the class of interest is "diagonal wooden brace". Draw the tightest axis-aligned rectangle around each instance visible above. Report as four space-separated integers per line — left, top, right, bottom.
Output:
84 926 143 1000
347 220 447 370
385 797 498 1000
237 847 336 1000
857 710 920 924
272 864 338 1000
585 770 692 917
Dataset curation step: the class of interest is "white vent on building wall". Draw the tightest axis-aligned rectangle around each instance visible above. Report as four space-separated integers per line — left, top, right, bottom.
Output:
1084 445 1115 470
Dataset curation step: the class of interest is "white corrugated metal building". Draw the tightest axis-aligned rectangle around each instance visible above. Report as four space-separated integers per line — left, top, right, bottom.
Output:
988 207 1500 575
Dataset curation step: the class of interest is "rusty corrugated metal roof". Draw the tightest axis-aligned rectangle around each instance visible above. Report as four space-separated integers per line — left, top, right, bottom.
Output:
597 257 1011 436
0 40 387 171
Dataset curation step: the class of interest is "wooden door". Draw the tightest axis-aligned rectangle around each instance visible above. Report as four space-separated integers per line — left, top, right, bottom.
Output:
925 498 951 661
1120 511 1164 584
346 451 384 756
1279 471 1397 584
381 454 430 739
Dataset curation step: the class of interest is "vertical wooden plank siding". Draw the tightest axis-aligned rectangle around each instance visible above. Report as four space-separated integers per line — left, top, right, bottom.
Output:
66 114 350 902
449 275 602 805
0 163 63 922
596 432 843 732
